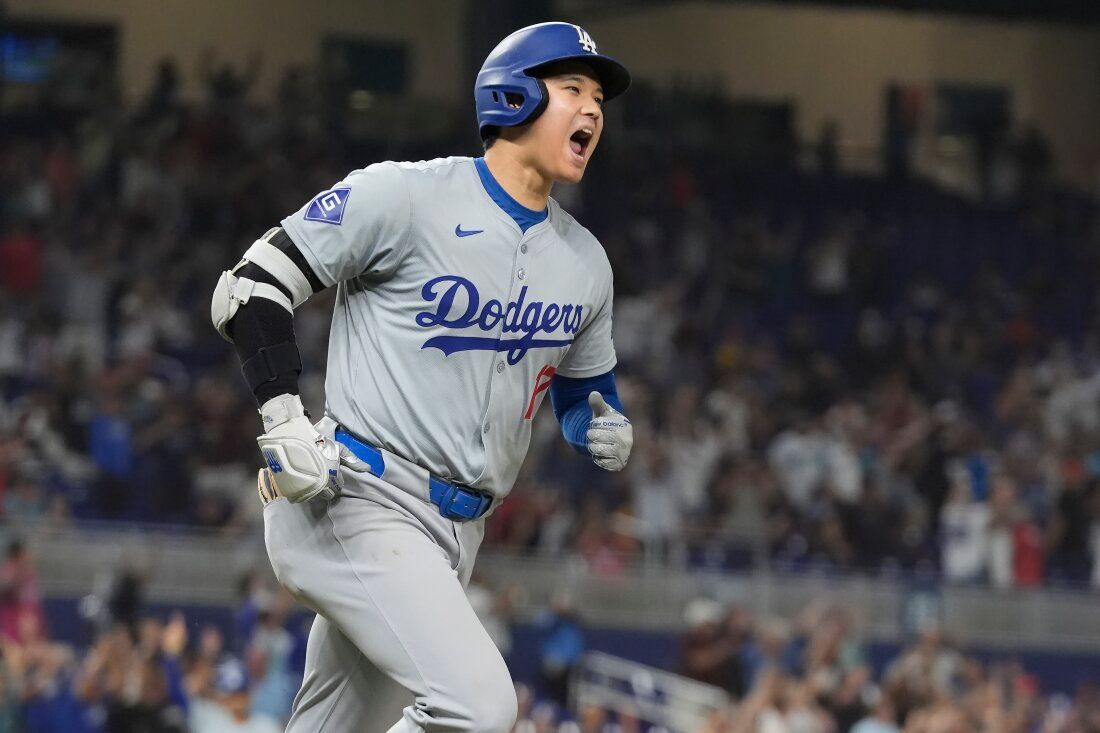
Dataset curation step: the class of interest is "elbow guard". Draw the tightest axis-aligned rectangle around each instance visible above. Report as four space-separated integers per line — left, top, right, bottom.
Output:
211 268 292 342
210 227 315 343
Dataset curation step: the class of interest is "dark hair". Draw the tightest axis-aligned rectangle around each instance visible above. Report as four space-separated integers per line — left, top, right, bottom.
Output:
482 126 499 151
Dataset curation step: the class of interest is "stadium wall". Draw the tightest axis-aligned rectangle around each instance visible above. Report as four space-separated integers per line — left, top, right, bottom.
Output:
4 0 463 104
586 1 1100 186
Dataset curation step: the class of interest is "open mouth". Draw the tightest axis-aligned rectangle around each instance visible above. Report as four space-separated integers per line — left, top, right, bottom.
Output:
569 128 594 160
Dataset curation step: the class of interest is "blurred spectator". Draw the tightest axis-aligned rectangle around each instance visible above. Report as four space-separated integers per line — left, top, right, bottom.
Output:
679 599 749 697
107 569 145 634
826 666 876 731
850 695 900 733
138 59 181 125
185 624 227 700
939 467 989 584
74 620 186 733
4 473 48 523
535 591 586 706
0 540 44 644
884 626 962 716
198 49 262 113
0 661 17 733
246 594 296 723
987 474 1018 588
630 435 685 552
87 388 135 519
572 498 639 576
740 616 795 691
189 657 280 733
234 572 271 652
0 220 42 295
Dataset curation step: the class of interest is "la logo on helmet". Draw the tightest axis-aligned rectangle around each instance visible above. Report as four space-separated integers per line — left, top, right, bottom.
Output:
574 25 597 53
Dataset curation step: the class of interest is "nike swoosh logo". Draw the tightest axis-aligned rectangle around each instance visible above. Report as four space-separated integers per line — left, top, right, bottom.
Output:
454 225 484 237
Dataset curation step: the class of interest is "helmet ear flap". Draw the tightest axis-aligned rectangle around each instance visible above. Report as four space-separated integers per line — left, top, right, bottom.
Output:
515 79 550 127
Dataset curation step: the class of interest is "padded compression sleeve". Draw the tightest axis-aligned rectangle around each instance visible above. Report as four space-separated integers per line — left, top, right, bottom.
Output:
228 295 300 406
548 371 625 455
227 228 325 407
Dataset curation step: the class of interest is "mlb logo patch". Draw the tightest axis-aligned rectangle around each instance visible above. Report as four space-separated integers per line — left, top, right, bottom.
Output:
304 187 352 225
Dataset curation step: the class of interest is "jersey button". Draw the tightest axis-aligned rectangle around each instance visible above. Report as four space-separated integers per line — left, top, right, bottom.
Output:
520 243 528 254
517 268 526 280
482 424 491 434
496 360 505 373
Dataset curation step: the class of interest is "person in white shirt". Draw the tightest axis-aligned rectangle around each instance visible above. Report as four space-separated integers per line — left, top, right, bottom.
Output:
189 658 281 733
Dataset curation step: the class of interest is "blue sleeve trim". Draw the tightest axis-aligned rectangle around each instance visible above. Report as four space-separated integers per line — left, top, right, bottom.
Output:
549 371 625 455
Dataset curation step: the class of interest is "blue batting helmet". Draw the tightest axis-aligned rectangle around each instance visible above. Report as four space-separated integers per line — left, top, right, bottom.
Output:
474 22 631 138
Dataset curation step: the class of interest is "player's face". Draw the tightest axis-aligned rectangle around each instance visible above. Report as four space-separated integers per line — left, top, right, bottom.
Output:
529 64 604 184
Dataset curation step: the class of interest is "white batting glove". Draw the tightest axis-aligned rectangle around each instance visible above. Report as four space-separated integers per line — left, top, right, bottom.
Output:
255 394 367 503
587 391 633 472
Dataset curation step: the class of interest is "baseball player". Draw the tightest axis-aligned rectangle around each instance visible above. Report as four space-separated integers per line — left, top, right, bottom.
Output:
211 22 633 733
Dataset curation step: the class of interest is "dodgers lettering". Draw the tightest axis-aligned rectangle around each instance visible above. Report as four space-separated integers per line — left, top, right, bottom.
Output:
416 275 582 364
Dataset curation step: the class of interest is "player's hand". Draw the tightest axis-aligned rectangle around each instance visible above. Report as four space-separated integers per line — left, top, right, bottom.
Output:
255 394 367 503
587 391 633 472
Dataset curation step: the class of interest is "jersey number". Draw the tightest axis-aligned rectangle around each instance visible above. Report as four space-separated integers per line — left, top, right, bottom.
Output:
524 365 556 420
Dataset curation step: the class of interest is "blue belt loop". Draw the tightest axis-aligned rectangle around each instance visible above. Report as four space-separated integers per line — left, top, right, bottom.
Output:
335 429 491 522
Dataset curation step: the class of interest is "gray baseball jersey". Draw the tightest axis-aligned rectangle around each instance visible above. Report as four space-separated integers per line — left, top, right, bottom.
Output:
281 156 615 497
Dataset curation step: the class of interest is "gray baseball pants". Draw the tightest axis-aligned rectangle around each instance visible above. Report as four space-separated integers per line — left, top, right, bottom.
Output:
262 430 516 732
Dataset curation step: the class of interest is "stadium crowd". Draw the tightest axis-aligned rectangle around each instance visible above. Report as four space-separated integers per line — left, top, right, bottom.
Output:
1 51 1100 732
0 538 299 732
506 586 1100 732
0 538 1094 732
5 55 1099 591
674 597 1090 733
